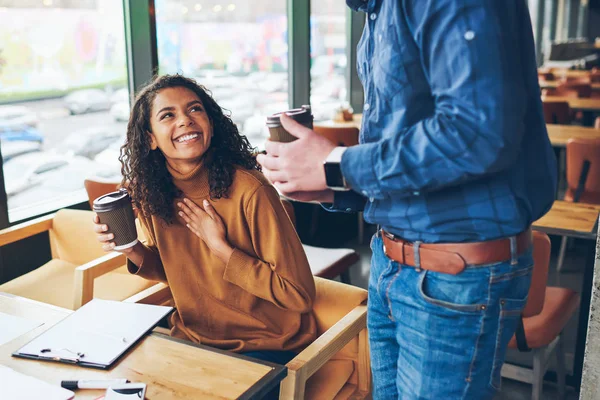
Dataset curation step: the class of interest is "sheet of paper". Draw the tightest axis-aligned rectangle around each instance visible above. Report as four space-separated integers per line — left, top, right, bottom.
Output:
17 299 172 366
0 365 74 400
0 311 42 347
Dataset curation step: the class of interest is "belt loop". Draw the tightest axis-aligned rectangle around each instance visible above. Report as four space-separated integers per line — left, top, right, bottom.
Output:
509 236 518 266
399 242 405 264
413 241 422 272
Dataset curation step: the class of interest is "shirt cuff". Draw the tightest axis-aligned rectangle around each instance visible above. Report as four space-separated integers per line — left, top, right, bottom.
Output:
341 142 384 200
321 190 366 213
222 248 252 287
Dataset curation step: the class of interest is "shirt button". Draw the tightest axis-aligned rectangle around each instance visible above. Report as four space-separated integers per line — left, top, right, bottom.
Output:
369 197 375 202
378 34 382 42
370 13 377 20
413 191 420 196
361 190 368 196
345 208 352 212
464 30 475 41
364 103 370 111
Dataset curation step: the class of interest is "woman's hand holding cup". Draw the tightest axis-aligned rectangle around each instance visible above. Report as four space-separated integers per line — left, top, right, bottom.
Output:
93 214 136 254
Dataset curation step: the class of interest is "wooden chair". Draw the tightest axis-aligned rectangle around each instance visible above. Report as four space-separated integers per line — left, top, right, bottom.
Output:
126 276 371 400
542 101 571 124
501 232 580 400
281 198 360 284
313 125 359 147
538 71 555 81
555 81 592 98
0 209 157 310
556 138 600 271
84 178 121 209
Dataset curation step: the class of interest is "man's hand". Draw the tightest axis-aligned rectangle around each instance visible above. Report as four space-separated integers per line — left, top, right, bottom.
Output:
257 113 336 199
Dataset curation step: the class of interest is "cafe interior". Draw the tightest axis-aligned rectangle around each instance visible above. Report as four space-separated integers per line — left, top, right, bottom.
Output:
1 0 600 399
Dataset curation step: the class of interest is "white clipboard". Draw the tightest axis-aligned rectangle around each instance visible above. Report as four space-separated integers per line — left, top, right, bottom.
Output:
13 299 173 369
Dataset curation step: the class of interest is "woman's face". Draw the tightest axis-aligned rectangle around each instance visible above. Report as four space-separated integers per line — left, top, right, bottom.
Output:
148 86 213 173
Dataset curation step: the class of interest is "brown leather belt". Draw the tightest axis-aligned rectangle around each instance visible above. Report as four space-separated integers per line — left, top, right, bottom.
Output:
381 228 533 275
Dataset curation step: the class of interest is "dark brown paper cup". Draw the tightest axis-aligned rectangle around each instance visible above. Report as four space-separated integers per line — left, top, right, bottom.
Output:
267 125 300 143
93 189 138 251
266 105 313 143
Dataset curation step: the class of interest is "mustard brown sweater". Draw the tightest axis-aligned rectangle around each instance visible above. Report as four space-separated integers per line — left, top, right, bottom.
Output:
128 162 317 352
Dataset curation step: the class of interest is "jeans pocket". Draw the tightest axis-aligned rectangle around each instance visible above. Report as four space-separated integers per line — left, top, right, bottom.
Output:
370 232 378 251
489 270 532 390
418 269 490 314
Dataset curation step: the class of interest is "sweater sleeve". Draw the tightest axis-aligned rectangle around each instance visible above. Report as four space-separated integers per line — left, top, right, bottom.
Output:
222 185 316 313
126 215 168 283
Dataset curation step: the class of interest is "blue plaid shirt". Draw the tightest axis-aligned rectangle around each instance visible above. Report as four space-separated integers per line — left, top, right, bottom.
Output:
334 0 557 243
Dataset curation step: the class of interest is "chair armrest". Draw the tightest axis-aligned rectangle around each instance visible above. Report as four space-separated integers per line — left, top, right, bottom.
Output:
72 252 127 309
280 304 367 400
0 213 54 247
123 282 172 306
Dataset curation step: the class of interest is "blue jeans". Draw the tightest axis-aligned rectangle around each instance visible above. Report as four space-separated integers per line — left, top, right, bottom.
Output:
368 233 533 399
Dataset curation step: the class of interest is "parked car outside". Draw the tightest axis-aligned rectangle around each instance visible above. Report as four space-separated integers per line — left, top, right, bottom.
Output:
0 140 42 162
110 88 129 104
4 151 118 208
60 127 124 159
0 105 39 127
63 89 112 115
93 140 122 177
110 102 130 122
0 121 44 143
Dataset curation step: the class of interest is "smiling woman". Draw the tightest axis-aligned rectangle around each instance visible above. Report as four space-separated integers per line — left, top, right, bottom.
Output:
92 75 317 399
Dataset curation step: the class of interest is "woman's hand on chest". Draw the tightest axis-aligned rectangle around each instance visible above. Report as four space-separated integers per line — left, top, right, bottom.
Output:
177 198 234 263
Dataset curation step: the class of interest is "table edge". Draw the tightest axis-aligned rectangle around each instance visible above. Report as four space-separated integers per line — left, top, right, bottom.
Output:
150 332 288 400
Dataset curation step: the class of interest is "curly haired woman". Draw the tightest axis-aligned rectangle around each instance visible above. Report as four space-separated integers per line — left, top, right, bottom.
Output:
93 74 316 369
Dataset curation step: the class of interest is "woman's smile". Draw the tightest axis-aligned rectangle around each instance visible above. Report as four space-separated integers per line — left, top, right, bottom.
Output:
174 131 203 145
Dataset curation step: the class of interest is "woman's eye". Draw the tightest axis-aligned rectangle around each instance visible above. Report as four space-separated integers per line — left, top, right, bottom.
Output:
160 112 173 120
190 106 203 112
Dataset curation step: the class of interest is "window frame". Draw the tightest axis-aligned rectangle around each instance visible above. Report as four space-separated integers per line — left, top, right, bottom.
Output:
0 0 363 228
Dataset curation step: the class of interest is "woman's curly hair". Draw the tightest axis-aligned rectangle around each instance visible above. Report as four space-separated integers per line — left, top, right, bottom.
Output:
120 74 260 223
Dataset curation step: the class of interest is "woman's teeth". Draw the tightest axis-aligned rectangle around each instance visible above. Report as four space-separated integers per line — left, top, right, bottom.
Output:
176 133 199 143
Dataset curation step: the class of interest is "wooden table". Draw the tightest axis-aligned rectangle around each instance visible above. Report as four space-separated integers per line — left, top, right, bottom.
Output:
315 113 362 129
533 201 600 389
546 124 600 148
541 96 600 112
533 201 600 239
539 69 593 79
539 81 600 91
0 293 286 400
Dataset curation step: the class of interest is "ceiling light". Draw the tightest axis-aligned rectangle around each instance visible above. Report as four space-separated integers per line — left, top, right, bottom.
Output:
227 4 235 11
213 5 222 12
194 3 202 11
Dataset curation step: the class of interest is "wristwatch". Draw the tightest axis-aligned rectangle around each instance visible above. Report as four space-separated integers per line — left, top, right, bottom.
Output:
323 147 350 191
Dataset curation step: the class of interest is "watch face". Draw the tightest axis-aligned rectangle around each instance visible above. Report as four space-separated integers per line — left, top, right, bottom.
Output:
324 162 345 188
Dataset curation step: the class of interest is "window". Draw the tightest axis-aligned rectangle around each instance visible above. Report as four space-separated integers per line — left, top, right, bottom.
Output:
155 0 289 147
0 0 129 222
310 0 347 122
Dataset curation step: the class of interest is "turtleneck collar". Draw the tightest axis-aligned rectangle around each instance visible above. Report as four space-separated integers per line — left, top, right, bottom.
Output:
167 157 210 200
